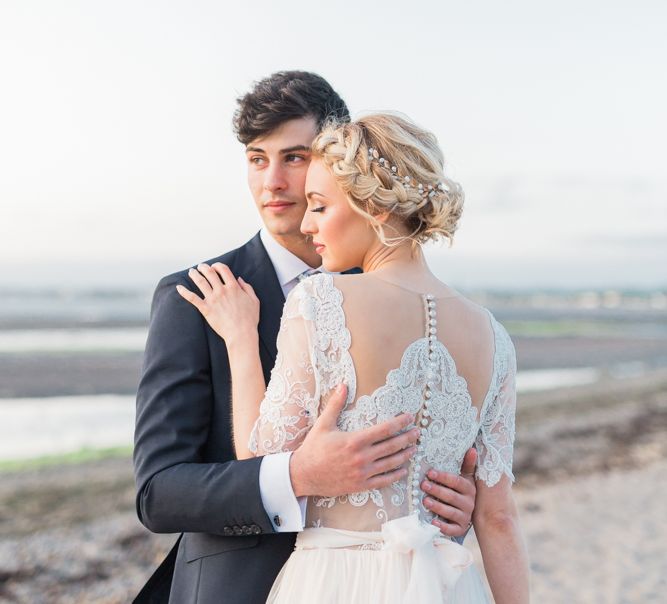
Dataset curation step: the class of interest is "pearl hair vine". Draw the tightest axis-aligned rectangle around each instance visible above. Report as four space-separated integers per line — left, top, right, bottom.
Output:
367 147 449 200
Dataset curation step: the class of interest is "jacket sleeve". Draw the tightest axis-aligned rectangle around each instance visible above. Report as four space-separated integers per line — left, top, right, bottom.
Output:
133 273 275 535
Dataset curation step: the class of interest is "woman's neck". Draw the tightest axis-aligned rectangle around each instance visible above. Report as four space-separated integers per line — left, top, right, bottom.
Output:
362 240 428 275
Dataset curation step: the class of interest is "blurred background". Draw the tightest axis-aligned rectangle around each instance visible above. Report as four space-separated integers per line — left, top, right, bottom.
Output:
1 1 666 602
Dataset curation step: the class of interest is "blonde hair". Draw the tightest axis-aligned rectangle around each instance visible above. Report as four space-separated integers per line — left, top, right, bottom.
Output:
311 112 464 247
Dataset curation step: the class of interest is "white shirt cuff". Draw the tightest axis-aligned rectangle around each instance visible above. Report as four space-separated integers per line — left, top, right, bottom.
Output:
258 452 306 532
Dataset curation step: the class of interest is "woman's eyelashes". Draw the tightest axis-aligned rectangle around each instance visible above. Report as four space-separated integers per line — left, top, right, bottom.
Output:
310 206 325 213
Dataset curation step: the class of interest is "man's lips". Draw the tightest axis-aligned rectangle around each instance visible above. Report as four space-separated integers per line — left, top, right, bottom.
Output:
264 200 295 210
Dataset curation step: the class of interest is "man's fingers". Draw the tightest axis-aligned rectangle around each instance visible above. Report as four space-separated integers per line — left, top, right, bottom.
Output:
421 480 468 513
359 414 415 447
427 469 475 496
432 517 468 539
176 284 204 312
367 467 408 491
318 384 348 428
460 447 477 477
370 428 419 460
369 446 416 477
423 497 467 527
188 267 213 297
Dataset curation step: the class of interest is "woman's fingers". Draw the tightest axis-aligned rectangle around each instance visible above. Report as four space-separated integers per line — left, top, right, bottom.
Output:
176 284 205 312
212 263 238 289
196 263 224 294
238 277 258 302
188 267 213 297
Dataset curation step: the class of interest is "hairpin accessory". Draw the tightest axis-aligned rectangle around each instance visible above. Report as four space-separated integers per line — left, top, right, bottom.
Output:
367 147 448 199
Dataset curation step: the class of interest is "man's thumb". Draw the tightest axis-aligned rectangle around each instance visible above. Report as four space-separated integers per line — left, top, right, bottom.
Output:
461 447 478 477
320 383 348 428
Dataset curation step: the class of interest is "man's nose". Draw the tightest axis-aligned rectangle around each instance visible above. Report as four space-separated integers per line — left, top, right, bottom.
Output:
263 164 287 192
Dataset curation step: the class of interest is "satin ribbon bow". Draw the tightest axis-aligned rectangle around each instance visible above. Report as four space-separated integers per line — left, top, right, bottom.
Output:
381 514 473 603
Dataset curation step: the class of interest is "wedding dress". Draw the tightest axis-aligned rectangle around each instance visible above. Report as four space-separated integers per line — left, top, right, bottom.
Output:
249 273 516 603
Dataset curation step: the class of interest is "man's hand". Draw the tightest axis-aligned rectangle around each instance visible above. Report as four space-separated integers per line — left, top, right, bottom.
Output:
290 385 419 498
421 447 477 538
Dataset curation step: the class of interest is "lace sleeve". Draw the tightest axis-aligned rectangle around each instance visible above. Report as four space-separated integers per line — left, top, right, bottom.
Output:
248 282 320 456
475 323 517 487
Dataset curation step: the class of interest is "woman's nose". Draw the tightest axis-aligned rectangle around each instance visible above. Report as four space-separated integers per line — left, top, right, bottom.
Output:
301 211 315 235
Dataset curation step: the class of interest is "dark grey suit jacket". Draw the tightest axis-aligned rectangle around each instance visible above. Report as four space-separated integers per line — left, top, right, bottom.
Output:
133 233 296 604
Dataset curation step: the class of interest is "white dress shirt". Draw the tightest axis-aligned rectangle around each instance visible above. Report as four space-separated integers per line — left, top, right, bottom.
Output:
257 228 319 532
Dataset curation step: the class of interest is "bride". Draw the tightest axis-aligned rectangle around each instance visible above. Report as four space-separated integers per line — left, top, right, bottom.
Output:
177 113 530 603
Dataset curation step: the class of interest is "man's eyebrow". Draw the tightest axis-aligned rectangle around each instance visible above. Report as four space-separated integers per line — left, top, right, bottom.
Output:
280 145 311 154
245 145 264 153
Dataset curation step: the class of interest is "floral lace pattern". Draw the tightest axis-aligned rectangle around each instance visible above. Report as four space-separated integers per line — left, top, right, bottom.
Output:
249 273 517 527
474 315 517 487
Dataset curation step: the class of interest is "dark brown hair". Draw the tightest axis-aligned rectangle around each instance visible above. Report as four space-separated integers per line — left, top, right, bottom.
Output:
233 71 350 145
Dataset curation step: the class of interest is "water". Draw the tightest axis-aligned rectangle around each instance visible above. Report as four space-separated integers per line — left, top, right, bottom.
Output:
0 395 135 461
516 368 601 392
0 368 606 461
0 285 664 461
0 328 147 353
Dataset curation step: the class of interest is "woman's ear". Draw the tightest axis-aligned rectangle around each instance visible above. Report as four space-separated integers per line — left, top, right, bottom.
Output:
375 211 390 224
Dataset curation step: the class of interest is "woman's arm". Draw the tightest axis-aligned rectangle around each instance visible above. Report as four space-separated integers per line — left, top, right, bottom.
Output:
473 321 528 601
176 262 264 459
473 478 529 603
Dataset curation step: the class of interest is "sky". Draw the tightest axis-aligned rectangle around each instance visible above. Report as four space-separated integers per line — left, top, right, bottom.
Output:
0 0 665 290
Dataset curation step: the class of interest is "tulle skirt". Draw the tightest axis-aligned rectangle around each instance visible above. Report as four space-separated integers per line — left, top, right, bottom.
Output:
266 515 490 603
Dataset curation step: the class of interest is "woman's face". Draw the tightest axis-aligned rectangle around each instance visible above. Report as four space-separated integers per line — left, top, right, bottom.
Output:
301 158 377 272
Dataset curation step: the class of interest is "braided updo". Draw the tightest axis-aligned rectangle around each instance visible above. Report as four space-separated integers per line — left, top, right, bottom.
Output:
311 113 464 246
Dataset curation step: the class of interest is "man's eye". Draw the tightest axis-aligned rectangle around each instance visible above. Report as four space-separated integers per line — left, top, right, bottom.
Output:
286 154 306 163
249 156 266 165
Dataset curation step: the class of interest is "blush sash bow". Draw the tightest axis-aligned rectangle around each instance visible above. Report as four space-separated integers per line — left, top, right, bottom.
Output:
295 514 473 603
381 514 473 601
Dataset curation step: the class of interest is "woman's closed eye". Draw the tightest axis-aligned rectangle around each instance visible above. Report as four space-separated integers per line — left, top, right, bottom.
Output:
310 206 325 213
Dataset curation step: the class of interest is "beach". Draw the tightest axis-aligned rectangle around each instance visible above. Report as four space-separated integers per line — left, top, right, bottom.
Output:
1 366 666 603
1 292 666 603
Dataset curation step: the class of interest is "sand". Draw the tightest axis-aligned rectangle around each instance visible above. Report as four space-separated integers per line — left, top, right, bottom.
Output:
1 370 666 602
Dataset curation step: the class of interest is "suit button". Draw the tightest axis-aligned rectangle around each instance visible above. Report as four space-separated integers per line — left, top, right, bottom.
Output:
241 525 252 535
232 525 243 536
252 525 261 535
273 515 282 527
223 527 233 536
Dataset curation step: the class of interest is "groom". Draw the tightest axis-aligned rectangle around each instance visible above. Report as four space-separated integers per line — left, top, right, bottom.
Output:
134 71 478 604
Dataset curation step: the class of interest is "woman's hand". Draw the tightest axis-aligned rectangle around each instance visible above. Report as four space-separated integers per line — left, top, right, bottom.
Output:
176 263 260 349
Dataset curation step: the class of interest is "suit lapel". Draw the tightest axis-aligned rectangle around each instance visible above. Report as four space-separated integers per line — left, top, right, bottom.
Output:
242 233 285 362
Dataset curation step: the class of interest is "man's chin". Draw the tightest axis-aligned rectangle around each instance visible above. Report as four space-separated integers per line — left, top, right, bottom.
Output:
262 220 307 241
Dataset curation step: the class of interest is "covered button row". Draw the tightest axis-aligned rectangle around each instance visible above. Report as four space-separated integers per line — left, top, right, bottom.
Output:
222 524 261 536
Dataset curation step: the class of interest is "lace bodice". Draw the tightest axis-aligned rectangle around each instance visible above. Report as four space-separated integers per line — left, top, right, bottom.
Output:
249 273 516 533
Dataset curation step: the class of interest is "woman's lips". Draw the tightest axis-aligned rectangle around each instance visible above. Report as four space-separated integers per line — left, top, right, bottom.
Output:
313 242 325 254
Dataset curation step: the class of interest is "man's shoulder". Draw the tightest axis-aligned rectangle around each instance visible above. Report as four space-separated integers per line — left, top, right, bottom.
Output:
156 234 262 288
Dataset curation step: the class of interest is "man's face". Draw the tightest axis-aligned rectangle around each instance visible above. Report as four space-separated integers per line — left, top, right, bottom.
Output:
246 117 318 240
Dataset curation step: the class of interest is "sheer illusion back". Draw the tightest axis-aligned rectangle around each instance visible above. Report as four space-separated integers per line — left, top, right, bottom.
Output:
249 273 516 534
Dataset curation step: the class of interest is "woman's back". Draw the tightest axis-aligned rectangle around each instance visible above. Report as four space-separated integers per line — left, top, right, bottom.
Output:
250 272 516 533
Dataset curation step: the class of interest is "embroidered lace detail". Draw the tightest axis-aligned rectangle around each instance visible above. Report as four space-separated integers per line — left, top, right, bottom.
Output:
249 274 517 529
474 313 517 487
249 273 356 455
